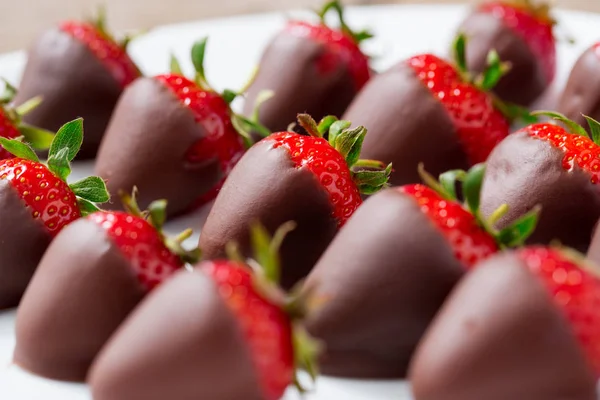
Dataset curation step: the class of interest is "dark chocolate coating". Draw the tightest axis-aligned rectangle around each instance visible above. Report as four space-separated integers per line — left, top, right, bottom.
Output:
558 45 600 128
14 28 123 159
304 188 464 378
459 11 547 106
480 131 600 252
13 219 146 382
343 62 468 187
410 253 596 400
200 140 337 289
587 222 600 265
95 77 221 216
243 31 357 134
89 268 264 400
0 181 51 309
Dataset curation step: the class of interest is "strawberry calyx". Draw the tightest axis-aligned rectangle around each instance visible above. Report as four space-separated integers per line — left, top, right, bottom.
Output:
419 163 540 248
317 0 374 44
500 0 555 26
87 5 133 50
0 79 54 151
119 188 201 265
0 118 109 216
225 221 321 391
452 34 536 124
532 110 600 145
296 113 392 195
170 37 271 147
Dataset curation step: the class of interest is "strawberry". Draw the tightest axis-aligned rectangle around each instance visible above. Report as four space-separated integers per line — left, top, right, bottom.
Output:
88 223 318 400
244 0 372 133
0 81 54 160
95 37 268 216
458 0 556 105
14 8 140 159
343 34 531 187
517 246 600 376
0 118 108 309
559 42 600 129
13 191 199 381
200 114 391 288
480 112 600 252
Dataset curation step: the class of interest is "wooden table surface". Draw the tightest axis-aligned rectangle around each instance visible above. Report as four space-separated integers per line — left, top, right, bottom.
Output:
0 0 598 52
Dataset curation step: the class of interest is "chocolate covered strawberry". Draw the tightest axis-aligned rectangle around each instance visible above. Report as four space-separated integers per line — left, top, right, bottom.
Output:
343 34 530 187
458 0 556 106
14 8 141 159
558 42 600 128
0 118 108 309
96 37 266 217
243 0 372 133
409 250 597 400
200 114 391 289
304 164 539 378
90 223 318 400
0 81 54 160
13 192 199 381
481 112 600 252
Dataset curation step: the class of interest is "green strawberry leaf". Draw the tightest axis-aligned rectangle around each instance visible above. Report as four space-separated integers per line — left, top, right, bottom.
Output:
318 0 372 44
463 163 486 215
170 54 183 75
332 125 366 167
48 118 83 162
297 114 322 138
353 159 386 169
0 78 17 104
148 199 167 231
69 176 110 203
494 99 538 124
327 120 351 147
17 123 55 150
353 163 392 195
584 115 600 145
0 137 39 162
251 222 281 284
222 89 238 104
191 37 209 89
77 197 101 217
452 33 468 75
477 50 511 91
496 206 541 247
317 115 339 137
47 147 71 181
439 169 467 201
418 163 453 200
14 96 43 118
531 110 589 137
231 114 260 148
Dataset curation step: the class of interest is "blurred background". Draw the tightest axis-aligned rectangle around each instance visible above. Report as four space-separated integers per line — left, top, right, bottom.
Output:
1 0 598 52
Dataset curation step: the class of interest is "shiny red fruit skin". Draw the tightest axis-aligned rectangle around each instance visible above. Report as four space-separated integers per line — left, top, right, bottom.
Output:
202 260 294 400
408 54 510 165
60 21 140 88
0 158 80 236
285 21 371 90
401 184 498 268
87 211 182 291
518 247 600 376
266 131 362 227
524 123 600 184
156 74 245 205
0 109 20 160
479 1 556 84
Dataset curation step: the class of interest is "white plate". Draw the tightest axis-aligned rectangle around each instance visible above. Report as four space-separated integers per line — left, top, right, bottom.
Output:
1 3 599 399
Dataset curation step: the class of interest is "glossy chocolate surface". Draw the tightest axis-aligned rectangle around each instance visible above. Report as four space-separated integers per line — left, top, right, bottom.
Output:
243 31 357 134
0 180 51 309
343 62 467 187
481 131 600 252
304 188 464 378
95 77 221 216
200 139 337 289
89 269 264 400
14 28 122 159
459 11 547 106
558 45 600 128
410 253 596 400
13 219 146 382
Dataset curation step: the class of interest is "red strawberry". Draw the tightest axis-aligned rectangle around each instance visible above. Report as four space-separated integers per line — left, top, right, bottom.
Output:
0 81 55 160
0 118 107 309
480 112 600 252
343 34 530 187
13 192 199 381
517 246 600 375
244 0 372 133
13 8 140 159
200 114 391 288
95 37 268 216
88 222 317 400
459 0 556 105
